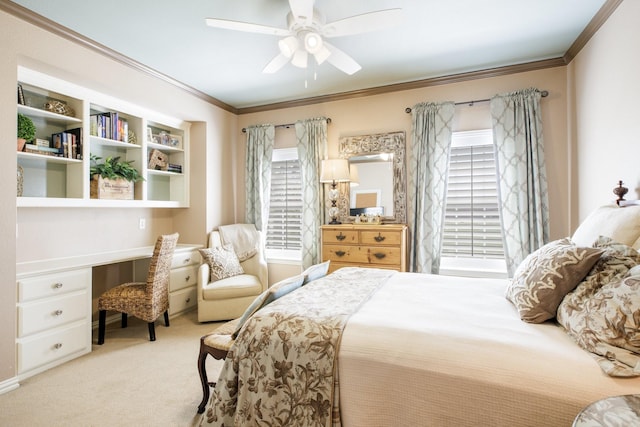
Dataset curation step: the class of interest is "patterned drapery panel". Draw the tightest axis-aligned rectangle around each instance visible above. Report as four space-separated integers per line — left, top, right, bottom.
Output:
490 88 549 276
245 124 275 232
295 118 327 268
408 102 455 273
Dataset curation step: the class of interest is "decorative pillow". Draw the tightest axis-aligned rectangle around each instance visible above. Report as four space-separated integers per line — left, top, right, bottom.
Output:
559 274 640 377
232 274 305 338
571 204 640 247
301 260 331 285
506 238 603 323
558 236 640 321
199 245 244 282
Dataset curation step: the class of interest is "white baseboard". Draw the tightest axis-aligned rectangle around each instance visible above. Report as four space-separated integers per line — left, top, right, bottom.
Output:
0 376 20 395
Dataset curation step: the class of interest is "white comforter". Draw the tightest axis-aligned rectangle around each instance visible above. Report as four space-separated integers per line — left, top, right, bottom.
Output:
338 272 640 426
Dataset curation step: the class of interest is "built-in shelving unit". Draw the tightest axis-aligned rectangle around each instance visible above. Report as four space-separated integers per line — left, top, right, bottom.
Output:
16 67 190 208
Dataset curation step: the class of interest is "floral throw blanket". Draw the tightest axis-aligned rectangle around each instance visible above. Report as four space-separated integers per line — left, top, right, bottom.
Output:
199 267 395 427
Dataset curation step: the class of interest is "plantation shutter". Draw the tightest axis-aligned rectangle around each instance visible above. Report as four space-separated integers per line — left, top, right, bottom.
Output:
266 148 303 250
442 131 504 259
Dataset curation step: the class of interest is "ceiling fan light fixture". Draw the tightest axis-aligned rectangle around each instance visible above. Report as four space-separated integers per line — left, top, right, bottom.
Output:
303 31 323 54
278 36 299 58
291 49 308 68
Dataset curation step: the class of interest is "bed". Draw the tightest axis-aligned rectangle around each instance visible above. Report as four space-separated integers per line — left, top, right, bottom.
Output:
198 205 640 426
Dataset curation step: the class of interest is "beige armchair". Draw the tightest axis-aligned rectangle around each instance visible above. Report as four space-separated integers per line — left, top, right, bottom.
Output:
197 228 268 322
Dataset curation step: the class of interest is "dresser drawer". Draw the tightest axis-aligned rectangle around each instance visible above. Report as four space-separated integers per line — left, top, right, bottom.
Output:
171 250 200 269
363 246 402 266
169 265 198 292
169 286 197 315
322 229 358 244
17 322 89 373
323 245 368 264
18 268 91 303
360 230 403 246
18 291 89 337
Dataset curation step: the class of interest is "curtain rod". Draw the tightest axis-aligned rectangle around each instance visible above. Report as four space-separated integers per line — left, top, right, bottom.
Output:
404 90 549 113
242 117 331 133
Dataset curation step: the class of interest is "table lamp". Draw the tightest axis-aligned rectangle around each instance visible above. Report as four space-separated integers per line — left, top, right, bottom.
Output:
320 159 350 224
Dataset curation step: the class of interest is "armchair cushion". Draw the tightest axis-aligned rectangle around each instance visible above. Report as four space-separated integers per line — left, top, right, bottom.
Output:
201 273 263 300
232 274 305 338
199 245 244 282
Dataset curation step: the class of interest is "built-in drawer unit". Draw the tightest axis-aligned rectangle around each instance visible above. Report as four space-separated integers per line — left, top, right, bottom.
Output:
16 267 92 379
134 246 201 316
321 224 409 272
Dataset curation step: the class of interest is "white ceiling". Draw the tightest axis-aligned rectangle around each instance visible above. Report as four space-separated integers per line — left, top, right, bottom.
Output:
10 0 607 109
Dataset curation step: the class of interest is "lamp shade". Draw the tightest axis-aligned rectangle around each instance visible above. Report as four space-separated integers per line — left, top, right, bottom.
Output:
320 159 350 183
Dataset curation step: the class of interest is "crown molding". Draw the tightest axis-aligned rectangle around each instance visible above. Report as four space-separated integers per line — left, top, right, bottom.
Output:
237 58 567 114
564 0 624 63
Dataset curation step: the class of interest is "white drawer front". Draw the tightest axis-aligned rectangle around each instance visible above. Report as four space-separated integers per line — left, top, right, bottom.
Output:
18 268 91 302
169 265 198 292
17 322 89 373
169 286 197 315
171 250 200 269
18 291 89 337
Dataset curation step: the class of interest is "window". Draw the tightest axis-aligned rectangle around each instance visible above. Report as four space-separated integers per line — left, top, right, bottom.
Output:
265 148 302 259
440 130 507 277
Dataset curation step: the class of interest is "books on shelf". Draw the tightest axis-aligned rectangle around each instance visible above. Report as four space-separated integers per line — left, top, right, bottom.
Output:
167 163 182 174
90 112 128 143
51 127 82 159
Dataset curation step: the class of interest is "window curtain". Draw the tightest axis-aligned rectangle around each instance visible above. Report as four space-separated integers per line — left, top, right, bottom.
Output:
245 124 275 233
295 117 327 268
408 101 455 273
490 87 549 276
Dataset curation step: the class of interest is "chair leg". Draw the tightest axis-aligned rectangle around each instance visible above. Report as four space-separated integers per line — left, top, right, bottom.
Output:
164 311 170 327
98 310 106 345
121 313 128 328
197 342 211 414
148 322 156 341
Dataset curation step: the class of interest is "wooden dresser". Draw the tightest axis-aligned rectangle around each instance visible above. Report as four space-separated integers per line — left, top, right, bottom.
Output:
321 224 409 273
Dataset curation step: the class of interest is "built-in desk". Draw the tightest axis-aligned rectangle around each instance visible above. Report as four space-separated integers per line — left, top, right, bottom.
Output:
15 244 202 380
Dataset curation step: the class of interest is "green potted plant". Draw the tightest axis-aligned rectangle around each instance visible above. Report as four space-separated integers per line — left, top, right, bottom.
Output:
17 113 36 151
90 154 143 200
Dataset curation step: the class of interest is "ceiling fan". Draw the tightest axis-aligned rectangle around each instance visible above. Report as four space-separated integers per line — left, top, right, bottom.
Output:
205 0 402 75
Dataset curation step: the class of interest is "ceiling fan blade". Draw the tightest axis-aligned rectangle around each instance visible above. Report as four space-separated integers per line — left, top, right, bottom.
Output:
205 18 291 36
288 0 315 26
322 8 403 38
263 53 291 73
324 42 361 75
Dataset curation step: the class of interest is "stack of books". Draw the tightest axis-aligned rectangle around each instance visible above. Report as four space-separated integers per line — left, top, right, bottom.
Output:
90 111 128 143
168 163 182 174
23 128 82 159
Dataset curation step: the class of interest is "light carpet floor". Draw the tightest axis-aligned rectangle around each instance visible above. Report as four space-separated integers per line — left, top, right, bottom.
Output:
0 310 225 427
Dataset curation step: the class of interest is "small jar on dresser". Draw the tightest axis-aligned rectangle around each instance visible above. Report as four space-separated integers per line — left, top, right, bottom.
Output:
321 224 409 273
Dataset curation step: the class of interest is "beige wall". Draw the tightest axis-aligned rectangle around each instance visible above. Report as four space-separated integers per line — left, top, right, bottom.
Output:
237 67 571 240
572 0 640 220
0 10 236 383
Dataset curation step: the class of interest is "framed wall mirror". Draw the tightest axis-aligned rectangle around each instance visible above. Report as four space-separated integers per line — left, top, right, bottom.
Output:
339 131 406 223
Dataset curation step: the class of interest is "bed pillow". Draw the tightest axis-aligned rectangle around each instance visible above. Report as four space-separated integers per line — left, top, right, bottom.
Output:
199 245 244 282
232 273 305 338
571 204 640 247
506 238 603 323
560 274 640 377
301 260 331 285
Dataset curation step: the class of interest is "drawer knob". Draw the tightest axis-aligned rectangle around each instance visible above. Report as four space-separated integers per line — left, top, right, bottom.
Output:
184 258 191 264
335 250 346 257
186 297 191 303
53 343 63 350
53 310 63 316
373 252 386 259
374 233 386 242
185 275 191 282
52 282 63 289
335 232 346 241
